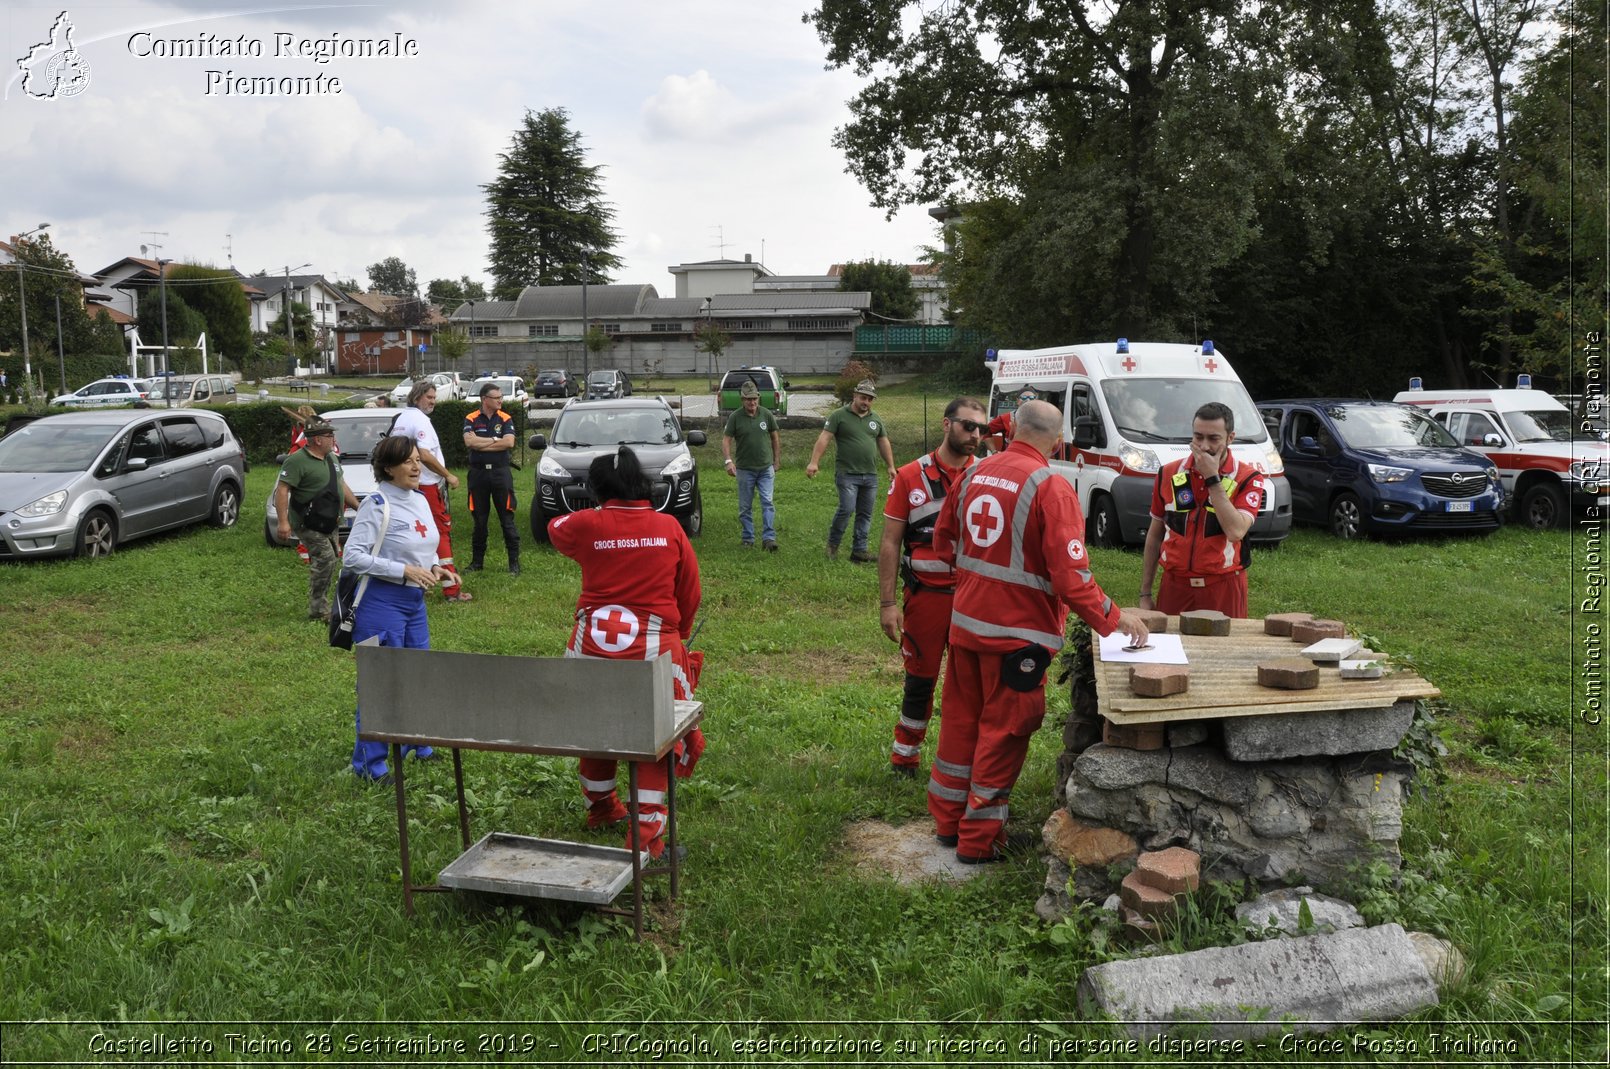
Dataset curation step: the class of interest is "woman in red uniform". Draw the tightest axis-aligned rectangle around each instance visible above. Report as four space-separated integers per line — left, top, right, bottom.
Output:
547 446 705 859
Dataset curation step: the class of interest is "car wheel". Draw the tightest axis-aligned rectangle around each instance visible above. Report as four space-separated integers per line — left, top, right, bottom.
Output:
264 518 280 547
531 506 554 543
1328 492 1364 540
1518 482 1566 530
680 490 703 537
75 509 117 559
1089 493 1121 548
208 483 240 528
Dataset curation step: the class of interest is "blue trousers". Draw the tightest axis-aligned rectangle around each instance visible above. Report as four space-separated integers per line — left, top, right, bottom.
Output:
737 466 776 543
830 472 878 553
351 579 434 779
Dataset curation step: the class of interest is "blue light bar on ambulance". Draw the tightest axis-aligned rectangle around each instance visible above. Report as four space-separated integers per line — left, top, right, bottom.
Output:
1517 374 1532 389
1201 339 1214 355
985 348 998 362
1116 338 1129 354
1407 377 1423 391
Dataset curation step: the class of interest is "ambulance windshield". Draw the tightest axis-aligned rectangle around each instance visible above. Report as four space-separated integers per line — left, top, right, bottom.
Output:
1506 408 1573 443
1100 378 1267 444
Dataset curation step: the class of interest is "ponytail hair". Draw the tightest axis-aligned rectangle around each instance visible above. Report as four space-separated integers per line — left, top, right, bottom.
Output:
588 445 651 502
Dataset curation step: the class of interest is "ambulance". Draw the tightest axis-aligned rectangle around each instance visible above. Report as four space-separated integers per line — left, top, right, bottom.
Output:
986 339 1291 547
1394 376 1608 529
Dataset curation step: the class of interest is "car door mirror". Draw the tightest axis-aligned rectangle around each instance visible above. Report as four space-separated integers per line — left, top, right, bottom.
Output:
1296 435 1322 454
125 457 149 472
528 433 547 450
1071 416 1099 449
1482 433 1504 447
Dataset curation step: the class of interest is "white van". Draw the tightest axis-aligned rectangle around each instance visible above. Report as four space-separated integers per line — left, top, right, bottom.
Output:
1393 377 1608 529
986 339 1291 547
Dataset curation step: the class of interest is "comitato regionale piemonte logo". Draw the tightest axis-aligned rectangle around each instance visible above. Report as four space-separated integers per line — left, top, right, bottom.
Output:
17 10 91 99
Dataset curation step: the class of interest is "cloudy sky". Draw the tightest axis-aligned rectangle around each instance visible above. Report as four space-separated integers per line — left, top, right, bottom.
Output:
0 0 939 294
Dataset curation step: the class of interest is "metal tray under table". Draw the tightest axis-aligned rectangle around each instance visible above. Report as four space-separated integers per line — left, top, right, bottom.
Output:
439 832 650 906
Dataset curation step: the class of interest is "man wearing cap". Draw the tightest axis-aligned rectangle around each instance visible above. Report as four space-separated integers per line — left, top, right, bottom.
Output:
273 420 361 621
722 380 782 550
806 378 896 562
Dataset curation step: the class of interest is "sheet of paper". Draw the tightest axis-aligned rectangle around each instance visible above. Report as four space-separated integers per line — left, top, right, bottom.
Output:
1097 632 1189 664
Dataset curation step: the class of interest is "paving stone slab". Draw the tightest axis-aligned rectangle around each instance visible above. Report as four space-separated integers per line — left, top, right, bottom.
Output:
1130 664 1190 697
1179 609 1232 636
1258 657 1321 690
1237 886 1364 935
1264 612 1314 636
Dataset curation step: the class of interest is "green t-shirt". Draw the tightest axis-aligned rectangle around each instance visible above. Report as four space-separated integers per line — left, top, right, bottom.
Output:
823 406 888 475
723 407 779 470
276 448 347 507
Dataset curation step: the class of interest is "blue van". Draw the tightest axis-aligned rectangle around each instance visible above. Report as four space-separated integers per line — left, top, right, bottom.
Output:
1257 399 1503 539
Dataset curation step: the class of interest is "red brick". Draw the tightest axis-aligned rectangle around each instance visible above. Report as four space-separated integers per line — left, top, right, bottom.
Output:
1118 905 1162 942
1041 812 1139 868
1258 657 1321 690
1102 718 1167 750
1179 609 1231 636
1135 846 1201 894
1290 618 1347 644
1263 612 1314 636
1125 608 1168 633
1129 664 1190 697
1120 869 1178 919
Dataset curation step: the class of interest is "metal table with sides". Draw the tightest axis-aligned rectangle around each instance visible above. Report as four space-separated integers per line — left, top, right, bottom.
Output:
355 640 703 940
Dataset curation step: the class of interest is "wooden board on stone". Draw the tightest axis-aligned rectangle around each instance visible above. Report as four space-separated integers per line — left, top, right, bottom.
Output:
1094 617 1441 725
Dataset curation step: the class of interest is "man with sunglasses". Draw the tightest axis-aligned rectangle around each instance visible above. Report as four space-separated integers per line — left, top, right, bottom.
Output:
877 396 988 777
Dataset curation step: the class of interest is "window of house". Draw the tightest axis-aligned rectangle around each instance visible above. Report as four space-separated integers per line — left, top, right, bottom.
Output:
528 324 559 337
738 320 763 331
650 322 683 332
786 318 847 331
601 323 621 334
469 325 497 338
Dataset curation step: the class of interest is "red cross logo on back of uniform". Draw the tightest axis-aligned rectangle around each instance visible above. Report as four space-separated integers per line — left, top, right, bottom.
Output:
414 519 429 537
589 605 640 653
966 494 1006 548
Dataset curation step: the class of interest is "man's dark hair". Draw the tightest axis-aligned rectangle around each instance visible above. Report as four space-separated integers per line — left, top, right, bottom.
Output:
588 445 652 502
944 395 985 419
1195 401 1235 433
479 382 503 399
372 434 417 481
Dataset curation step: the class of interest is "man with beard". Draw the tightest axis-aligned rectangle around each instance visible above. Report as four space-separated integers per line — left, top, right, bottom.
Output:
876 396 988 777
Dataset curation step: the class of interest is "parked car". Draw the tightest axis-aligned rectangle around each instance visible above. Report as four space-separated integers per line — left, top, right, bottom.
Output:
388 376 416 405
718 366 790 415
1258 399 1503 539
391 372 466 405
263 408 397 546
531 369 582 399
143 374 236 407
0 409 244 559
528 397 705 539
472 374 529 406
584 369 632 400
50 378 147 408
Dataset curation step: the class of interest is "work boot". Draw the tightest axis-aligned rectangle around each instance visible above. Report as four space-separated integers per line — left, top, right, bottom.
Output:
849 549 875 564
763 539 778 552
826 543 839 560
508 562 522 576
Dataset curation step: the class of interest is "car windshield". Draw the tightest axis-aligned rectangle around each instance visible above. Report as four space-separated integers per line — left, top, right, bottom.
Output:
330 416 397 459
552 406 679 447
1098 378 1268 444
588 373 615 386
148 379 193 399
1326 405 1459 448
1506 408 1573 443
538 371 564 382
0 422 117 472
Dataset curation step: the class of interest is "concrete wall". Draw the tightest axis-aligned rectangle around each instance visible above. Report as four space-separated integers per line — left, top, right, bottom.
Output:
462 336 858 378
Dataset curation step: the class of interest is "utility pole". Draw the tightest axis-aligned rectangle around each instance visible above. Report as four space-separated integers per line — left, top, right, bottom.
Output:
14 222 49 388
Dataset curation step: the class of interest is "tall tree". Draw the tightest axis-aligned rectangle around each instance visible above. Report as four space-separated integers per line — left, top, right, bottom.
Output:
483 107 622 301
136 286 207 354
0 232 102 367
367 256 418 295
167 264 253 367
837 260 919 320
425 276 488 305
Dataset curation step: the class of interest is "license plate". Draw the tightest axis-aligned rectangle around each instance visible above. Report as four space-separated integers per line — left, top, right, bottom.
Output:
1446 501 1473 512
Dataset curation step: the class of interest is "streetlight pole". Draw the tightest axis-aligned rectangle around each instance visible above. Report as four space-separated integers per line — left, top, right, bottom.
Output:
157 258 172 406
282 263 311 375
54 292 66 394
466 300 477 376
12 222 49 389
702 297 713 392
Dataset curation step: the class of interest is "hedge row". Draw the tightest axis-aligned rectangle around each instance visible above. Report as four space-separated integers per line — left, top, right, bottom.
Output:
218 400 530 466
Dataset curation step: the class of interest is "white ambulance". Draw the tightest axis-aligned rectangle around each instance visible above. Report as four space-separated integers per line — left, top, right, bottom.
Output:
1393 376 1608 529
986 339 1292 547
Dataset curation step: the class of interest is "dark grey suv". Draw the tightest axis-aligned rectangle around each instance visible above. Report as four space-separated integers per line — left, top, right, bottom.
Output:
529 398 706 539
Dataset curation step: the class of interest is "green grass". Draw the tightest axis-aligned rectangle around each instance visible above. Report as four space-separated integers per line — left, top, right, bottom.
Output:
0 410 1602 1063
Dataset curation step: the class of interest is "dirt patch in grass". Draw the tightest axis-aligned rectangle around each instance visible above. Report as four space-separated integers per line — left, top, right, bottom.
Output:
746 646 897 684
840 819 986 885
55 719 115 760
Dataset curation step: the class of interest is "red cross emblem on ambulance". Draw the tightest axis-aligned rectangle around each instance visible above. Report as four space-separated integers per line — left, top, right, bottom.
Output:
589 605 640 652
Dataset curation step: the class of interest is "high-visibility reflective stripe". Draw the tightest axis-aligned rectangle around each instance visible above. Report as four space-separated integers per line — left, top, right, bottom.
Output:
898 715 929 732
908 499 943 525
670 661 692 698
965 802 1009 822
1076 568 1093 582
579 775 617 792
933 756 971 778
1007 467 1054 574
957 554 1054 591
644 614 662 660
927 780 967 802
969 783 1010 800
952 466 1058 593
909 558 952 573
951 609 1066 651
892 741 921 757
635 789 666 805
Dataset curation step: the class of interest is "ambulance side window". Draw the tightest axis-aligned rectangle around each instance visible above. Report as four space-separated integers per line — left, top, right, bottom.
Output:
1069 383 1104 447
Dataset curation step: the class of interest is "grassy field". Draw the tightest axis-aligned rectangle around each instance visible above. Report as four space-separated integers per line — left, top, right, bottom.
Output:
0 381 1603 1064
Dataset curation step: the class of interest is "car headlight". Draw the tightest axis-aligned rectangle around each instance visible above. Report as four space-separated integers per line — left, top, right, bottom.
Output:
1118 444 1162 474
1487 467 1503 488
537 455 570 478
661 452 694 477
1368 464 1413 483
17 490 68 517
1570 459 1604 484
1262 446 1284 475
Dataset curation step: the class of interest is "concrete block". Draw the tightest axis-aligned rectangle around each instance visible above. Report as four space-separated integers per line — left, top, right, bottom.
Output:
1076 923 1439 1039
1119 869 1178 918
1041 810 1139 868
1129 664 1190 697
1290 618 1347 644
1136 846 1200 894
1102 718 1167 751
1166 721 1212 748
1125 608 1168 633
1236 886 1364 935
1302 637 1362 663
1179 609 1231 636
1222 700 1417 760
1264 612 1313 636
1258 657 1321 690
1339 657 1385 679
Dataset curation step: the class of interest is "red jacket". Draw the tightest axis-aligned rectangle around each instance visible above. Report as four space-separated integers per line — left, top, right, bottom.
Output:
934 440 1122 652
1150 448 1267 576
885 450 973 589
549 501 700 657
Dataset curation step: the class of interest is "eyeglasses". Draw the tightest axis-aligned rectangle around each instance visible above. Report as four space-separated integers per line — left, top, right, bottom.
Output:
950 418 988 434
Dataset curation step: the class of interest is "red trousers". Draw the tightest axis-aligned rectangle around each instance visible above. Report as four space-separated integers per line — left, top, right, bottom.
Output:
419 483 461 598
1157 568 1247 617
928 645 1046 860
891 585 953 768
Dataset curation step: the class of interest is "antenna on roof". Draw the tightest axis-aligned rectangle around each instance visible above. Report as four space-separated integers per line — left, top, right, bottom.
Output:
224 233 233 266
710 224 728 259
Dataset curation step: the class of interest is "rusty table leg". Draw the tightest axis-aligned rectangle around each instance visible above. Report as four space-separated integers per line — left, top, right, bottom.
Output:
627 761 643 941
665 752 679 899
452 747 469 850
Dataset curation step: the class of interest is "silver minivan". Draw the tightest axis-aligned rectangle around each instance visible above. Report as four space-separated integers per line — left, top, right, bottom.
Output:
145 374 237 407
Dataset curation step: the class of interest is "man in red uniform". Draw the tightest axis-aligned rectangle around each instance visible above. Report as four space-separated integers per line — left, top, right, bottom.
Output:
930 400 1148 863
877 395 988 776
1138 402 1268 618
548 447 705 860
983 387 1038 454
